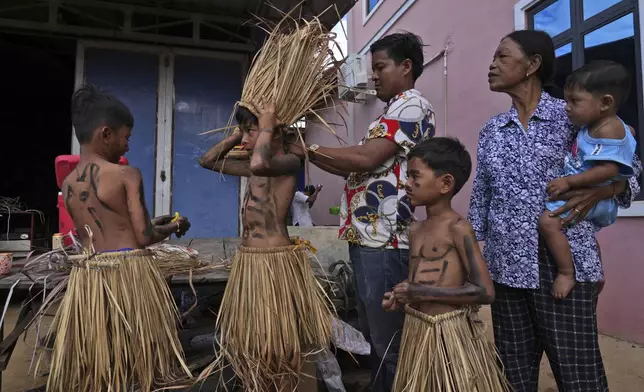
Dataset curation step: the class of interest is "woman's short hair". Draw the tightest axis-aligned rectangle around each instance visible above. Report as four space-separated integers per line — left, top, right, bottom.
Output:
505 30 556 86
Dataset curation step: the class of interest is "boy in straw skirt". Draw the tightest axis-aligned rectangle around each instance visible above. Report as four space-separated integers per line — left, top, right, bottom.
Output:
382 137 511 392
43 85 193 392
198 102 333 391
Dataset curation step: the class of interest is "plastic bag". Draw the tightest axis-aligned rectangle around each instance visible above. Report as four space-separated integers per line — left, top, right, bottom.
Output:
331 317 370 356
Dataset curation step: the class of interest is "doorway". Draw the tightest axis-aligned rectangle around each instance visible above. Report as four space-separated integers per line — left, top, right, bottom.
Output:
0 33 76 249
76 41 247 238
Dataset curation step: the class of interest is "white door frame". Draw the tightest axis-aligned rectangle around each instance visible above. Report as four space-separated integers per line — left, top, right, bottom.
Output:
73 39 248 222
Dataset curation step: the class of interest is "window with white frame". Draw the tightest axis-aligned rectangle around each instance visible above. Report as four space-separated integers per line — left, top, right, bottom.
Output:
366 0 384 17
528 0 643 195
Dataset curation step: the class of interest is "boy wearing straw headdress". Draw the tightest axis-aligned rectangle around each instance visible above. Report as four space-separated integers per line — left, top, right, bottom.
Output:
199 103 333 391
382 137 511 392
44 85 193 392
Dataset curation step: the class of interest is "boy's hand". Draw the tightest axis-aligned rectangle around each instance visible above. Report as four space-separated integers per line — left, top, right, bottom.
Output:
151 215 173 226
547 177 571 198
230 127 243 141
288 142 306 158
382 292 398 312
393 281 413 304
257 101 277 130
175 217 191 238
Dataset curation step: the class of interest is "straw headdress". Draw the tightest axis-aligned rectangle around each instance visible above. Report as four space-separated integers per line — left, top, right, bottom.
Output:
201 2 344 138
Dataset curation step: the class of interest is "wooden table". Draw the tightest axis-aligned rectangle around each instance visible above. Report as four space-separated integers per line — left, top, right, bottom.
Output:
0 269 231 392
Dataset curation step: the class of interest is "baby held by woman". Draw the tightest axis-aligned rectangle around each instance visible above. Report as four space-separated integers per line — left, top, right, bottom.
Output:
540 60 637 299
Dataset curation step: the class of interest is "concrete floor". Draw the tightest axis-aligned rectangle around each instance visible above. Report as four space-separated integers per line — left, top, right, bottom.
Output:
3 306 644 391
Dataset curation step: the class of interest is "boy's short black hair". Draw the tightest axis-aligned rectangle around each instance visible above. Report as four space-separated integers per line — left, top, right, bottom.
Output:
408 137 472 196
235 106 259 128
71 85 134 144
564 60 631 106
370 32 424 81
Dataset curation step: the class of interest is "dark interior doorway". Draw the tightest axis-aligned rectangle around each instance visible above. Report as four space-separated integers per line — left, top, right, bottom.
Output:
0 33 76 251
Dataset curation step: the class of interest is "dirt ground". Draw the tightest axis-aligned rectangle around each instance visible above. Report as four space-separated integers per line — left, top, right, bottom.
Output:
3 305 644 392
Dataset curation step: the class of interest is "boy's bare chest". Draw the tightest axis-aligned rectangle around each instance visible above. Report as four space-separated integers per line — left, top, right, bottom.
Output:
409 224 461 286
241 176 293 241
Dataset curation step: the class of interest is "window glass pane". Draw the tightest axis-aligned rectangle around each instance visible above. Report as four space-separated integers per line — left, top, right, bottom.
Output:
583 0 622 20
585 14 635 48
555 43 572 57
367 0 381 13
533 0 571 37
584 14 640 143
551 43 573 99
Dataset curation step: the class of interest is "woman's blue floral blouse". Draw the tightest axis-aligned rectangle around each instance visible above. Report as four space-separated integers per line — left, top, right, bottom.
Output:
468 91 641 289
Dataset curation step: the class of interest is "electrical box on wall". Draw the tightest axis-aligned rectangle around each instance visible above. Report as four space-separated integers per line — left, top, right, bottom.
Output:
338 54 376 103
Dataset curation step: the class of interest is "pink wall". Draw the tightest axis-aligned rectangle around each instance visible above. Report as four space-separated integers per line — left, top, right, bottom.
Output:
345 0 644 344
596 220 644 343
349 0 516 216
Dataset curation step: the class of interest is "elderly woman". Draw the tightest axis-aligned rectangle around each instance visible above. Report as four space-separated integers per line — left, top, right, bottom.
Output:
469 30 640 392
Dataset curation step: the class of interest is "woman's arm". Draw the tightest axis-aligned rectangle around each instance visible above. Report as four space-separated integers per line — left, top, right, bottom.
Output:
616 154 641 208
467 129 492 241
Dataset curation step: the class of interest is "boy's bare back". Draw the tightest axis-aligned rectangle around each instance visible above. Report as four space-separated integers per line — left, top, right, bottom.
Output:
241 174 296 248
62 157 151 251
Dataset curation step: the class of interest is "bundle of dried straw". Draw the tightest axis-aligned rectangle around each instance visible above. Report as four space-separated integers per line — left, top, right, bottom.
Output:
37 249 193 392
201 3 344 138
393 305 511 392
17 243 223 389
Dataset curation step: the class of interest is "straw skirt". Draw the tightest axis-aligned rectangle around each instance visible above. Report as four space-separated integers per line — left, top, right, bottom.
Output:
209 242 333 391
40 249 191 392
393 305 511 392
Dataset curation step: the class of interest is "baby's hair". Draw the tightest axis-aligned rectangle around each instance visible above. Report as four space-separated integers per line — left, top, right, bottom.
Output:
408 137 472 196
71 85 133 144
565 60 631 107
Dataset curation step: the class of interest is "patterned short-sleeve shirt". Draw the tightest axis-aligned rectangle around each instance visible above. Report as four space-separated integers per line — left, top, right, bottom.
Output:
339 89 436 249
468 91 641 288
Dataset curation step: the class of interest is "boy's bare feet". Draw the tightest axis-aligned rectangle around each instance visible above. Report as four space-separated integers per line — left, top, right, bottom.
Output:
552 273 576 299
